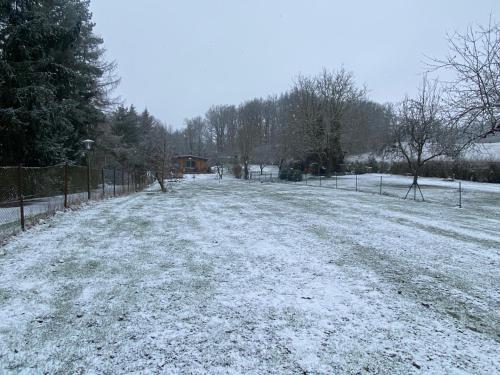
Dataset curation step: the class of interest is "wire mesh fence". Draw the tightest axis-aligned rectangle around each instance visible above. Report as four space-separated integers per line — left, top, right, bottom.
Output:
248 171 276 182
0 165 150 241
249 171 500 214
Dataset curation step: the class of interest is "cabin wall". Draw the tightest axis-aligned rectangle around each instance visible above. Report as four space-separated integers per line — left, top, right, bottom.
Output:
176 158 209 173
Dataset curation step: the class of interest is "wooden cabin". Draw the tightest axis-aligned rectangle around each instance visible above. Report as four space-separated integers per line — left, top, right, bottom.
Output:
174 155 209 174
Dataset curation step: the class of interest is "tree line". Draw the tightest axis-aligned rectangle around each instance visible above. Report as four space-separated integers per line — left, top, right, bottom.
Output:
1 2 498 188
177 19 499 184
176 68 393 179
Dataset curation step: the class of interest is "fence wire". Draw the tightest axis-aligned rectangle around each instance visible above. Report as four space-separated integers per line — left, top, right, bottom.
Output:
249 172 500 215
0 165 150 241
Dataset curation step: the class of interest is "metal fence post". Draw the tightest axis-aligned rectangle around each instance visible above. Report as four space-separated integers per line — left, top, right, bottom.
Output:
87 156 91 201
355 173 358 192
379 176 383 195
64 162 69 208
127 170 130 193
319 175 322 187
335 172 338 189
113 168 116 197
458 181 462 208
17 165 25 231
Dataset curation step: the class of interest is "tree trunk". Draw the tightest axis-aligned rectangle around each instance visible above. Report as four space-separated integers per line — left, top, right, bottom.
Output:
413 171 419 186
325 154 333 177
156 172 167 192
244 160 249 180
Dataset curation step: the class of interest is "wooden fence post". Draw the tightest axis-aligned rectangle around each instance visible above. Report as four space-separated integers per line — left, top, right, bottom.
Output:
458 181 462 208
17 165 25 231
121 169 124 195
101 168 105 198
64 162 69 208
113 168 116 197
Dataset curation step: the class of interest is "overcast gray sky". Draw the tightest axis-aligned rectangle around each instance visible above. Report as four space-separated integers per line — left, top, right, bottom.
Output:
89 0 498 128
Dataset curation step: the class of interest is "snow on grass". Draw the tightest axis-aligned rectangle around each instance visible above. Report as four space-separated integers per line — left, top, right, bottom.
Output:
294 173 500 216
0 176 499 373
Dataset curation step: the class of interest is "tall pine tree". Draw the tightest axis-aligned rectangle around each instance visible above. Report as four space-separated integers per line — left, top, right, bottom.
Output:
0 0 116 165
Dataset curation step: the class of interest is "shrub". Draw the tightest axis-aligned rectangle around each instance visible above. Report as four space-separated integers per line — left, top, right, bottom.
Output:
279 168 303 181
279 169 289 180
350 161 368 174
367 156 379 172
287 169 303 181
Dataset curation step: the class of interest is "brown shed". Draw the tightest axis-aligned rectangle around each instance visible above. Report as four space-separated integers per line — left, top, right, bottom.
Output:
174 155 209 174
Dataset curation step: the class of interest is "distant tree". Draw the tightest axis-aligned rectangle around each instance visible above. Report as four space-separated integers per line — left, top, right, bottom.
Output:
184 116 207 156
253 144 274 175
342 100 393 155
237 100 262 179
290 76 323 167
142 123 174 192
315 68 366 175
289 68 364 175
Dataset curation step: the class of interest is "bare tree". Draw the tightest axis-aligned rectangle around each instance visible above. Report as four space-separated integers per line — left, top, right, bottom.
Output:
391 77 461 195
291 76 323 168
237 100 262 179
144 124 174 192
253 144 274 175
430 19 499 138
184 117 207 156
315 68 366 175
289 68 365 175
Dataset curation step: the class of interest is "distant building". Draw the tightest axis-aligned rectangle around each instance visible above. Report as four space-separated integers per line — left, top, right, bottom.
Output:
173 155 209 174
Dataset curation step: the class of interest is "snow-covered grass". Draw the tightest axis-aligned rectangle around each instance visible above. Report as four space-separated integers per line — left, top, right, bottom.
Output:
295 173 500 215
0 184 132 241
0 175 499 373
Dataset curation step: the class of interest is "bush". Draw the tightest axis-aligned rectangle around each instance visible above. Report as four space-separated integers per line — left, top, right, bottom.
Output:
232 164 242 179
350 161 368 174
279 169 289 180
279 168 303 181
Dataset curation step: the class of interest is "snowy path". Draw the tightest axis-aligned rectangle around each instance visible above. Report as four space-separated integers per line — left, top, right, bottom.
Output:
0 176 499 374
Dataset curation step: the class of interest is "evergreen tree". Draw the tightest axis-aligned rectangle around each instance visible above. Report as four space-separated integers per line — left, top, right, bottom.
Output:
0 0 116 166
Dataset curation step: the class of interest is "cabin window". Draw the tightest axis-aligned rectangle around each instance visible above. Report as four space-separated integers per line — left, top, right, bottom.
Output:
185 159 195 169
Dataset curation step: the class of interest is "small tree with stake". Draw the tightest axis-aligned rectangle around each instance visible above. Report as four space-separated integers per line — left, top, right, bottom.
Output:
391 76 462 200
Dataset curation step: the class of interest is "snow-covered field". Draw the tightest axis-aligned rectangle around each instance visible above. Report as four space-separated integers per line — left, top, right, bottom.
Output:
0 175 499 373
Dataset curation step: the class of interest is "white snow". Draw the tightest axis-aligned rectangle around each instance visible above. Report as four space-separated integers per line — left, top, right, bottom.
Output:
0 175 499 373
346 142 500 163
